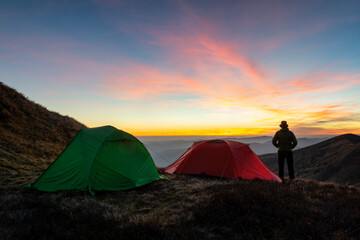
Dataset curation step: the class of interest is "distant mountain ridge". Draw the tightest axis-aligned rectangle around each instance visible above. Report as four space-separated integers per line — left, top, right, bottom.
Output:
260 134 360 186
247 136 329 155
1 82 359 188
144 136 328 168
0 82 86 186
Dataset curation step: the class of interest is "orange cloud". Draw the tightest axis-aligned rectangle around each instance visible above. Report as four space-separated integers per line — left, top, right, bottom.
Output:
124 1 279 94
5 16 358 136
147 28 277 92
16 37 359 137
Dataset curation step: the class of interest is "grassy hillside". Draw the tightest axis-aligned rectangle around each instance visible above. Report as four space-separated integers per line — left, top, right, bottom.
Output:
0 82 86 187
260 134 360 187
1 175 359 240
1 83 360 239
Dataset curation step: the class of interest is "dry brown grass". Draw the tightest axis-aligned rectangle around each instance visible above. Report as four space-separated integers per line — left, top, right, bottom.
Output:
1 82 360 239
0 82 86 187
260 134 360 187
1 174 360 240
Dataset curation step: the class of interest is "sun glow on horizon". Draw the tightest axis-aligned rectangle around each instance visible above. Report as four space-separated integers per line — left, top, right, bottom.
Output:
1 0 359 136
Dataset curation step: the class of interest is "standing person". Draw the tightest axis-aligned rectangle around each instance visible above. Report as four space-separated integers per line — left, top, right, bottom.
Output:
272 121 298 180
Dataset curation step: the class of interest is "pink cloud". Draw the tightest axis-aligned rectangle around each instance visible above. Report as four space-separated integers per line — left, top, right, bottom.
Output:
3 4 359 136
5 30 358 118
100 64 212 99
148 24 280 94
98 1 358 104
285 71 360 95
109 1 278 93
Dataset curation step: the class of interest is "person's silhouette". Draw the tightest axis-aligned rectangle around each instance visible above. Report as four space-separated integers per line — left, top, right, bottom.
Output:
272 121 297 180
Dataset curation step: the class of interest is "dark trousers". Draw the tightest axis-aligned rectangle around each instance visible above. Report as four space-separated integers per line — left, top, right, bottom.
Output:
278 151 295 179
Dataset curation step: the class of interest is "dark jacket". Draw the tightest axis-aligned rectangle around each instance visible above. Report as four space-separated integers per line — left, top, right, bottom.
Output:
272 128 297 151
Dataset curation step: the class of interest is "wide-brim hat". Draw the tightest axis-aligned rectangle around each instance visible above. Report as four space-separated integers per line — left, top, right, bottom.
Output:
280 121 288 128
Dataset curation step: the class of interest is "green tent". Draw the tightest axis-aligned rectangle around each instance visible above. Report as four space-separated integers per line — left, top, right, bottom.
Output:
27 126 161 194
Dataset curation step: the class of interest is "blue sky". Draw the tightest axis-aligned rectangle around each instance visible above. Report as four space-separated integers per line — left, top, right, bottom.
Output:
1 0 360 136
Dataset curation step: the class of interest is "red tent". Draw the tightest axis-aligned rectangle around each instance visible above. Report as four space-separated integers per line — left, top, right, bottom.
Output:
164 140 282 182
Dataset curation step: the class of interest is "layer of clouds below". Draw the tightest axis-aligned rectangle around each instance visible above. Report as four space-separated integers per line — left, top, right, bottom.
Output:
139 136 329 167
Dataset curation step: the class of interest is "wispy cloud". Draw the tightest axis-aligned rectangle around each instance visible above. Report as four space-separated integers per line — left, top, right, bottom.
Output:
2 0 360 135
100 64 207 99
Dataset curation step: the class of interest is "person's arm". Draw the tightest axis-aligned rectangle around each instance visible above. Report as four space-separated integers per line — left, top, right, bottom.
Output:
291 132 298 149
272 132 279 148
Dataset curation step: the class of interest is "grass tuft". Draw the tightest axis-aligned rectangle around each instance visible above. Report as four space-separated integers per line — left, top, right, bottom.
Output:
1 176 359 240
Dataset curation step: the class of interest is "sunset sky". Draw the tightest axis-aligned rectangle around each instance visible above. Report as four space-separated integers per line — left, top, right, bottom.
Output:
1 0 360 136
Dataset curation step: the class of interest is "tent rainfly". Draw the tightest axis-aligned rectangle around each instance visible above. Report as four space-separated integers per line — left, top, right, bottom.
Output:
164 139 282 182
25 126 161 194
